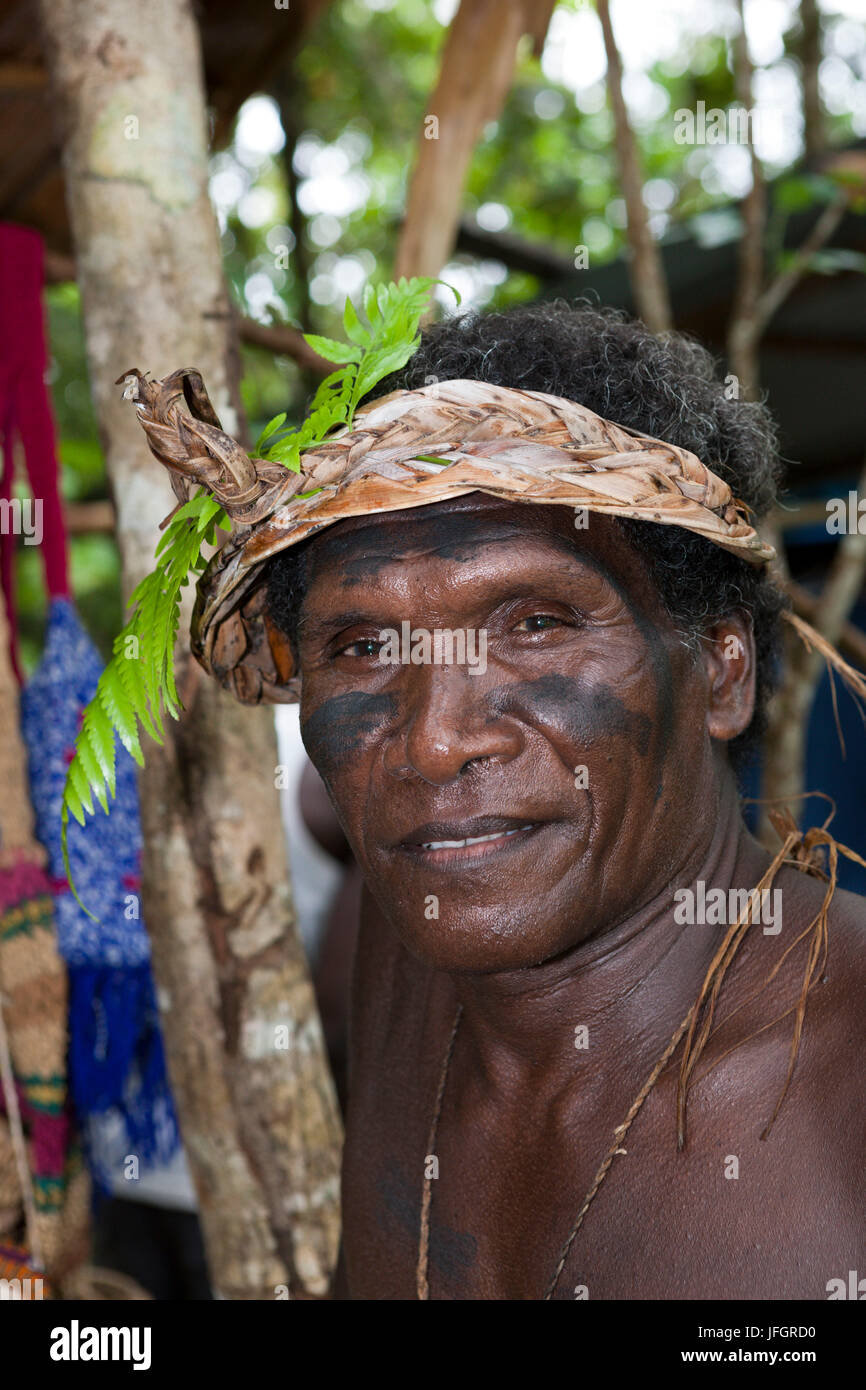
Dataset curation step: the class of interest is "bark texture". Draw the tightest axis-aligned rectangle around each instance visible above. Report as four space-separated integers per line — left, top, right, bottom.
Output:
39 0 341 1299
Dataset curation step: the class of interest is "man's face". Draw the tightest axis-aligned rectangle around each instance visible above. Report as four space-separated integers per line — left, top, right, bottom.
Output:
296 494 748 972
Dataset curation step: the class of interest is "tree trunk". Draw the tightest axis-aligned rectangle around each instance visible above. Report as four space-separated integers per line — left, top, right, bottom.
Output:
394 0 555 282
273 66 313 338
39 0 341 1299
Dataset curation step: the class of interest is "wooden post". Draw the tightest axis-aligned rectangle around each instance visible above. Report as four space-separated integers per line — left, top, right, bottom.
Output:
395 0 555 281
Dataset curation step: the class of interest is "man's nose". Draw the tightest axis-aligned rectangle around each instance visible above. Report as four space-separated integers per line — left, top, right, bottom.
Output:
383 665 522 786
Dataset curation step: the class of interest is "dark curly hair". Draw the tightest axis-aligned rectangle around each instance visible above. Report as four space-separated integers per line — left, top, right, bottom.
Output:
268 299 786 773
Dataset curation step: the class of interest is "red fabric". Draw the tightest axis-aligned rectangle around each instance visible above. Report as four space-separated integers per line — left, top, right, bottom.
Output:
0 856 52 913
0 223 69 681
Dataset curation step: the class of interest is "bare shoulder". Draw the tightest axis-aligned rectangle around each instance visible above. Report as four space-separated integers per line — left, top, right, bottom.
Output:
678 862 865 1283
801 870 866 1089
690 859 865 1156
783 863 866 1035
724 862 866 1145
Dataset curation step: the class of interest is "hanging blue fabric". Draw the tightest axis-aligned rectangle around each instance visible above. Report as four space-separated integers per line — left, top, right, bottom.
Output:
21 597 179 1189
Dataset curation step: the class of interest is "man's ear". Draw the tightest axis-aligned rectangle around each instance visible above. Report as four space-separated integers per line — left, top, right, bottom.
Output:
701 612 756 742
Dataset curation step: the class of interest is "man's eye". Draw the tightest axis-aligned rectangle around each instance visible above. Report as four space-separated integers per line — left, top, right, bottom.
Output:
337 637 382 659
514 614 563 632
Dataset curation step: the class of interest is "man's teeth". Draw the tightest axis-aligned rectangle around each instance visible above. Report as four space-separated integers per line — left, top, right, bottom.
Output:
422 824 533 850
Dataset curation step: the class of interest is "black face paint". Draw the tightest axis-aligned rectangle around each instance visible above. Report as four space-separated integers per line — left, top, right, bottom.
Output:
389 510 486 562
304 528 392 590
316 507 516 587
301 690 397 779
337 551 396 587
374 1159 417 1238
301 510 677 797
642 621 676 803
487 673 652 757
560 539 676 802
466 523 675 785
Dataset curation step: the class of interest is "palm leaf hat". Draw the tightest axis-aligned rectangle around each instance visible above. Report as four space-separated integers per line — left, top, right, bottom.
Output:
63 277 866 833
120 355 774 706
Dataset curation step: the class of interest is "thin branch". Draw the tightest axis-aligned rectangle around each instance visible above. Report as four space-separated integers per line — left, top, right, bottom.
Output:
238 316 331 374
454 217 576 280
272 65 313 337
596 0 672 333
738 189 848 601
782 576 866 672
802 452 866 669
752 192 848 336
64 500 115 534
763 451 866 820
42 248 75 281
43 251 332 376
800 0 824 161
727 0 767 400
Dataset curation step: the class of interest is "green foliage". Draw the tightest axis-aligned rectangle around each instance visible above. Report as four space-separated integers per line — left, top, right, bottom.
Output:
805 248 866 276
227 0 866 445
774 173 837 214
255 276 447 469
60 278 446 910
61 491 226 916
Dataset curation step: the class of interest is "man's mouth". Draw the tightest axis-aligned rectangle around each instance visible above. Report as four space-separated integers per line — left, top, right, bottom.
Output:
397 816 546 864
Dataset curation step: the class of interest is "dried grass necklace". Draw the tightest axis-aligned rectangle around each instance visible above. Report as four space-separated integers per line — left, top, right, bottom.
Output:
416 816 846 1300
416 1000 694 1300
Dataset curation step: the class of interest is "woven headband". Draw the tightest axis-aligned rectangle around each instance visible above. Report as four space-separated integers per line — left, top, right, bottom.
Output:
123 369 775 704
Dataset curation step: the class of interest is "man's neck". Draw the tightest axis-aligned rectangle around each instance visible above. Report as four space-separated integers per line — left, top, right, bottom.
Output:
450 779 770 1087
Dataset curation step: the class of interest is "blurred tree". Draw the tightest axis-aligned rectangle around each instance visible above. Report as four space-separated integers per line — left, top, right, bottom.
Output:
39 0 341 1300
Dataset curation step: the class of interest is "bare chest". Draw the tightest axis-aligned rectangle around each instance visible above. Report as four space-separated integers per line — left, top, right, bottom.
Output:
342 1021 857 1301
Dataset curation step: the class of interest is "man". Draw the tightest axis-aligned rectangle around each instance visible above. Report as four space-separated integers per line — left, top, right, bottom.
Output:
139 301 866 1299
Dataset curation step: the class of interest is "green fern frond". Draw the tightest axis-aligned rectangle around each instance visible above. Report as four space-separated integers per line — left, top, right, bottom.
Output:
98 664 143 765
113 631 160 745
135 571 166 722
66 756 94 822
61 490 228 917
62 278 451 917
256 276 458 467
